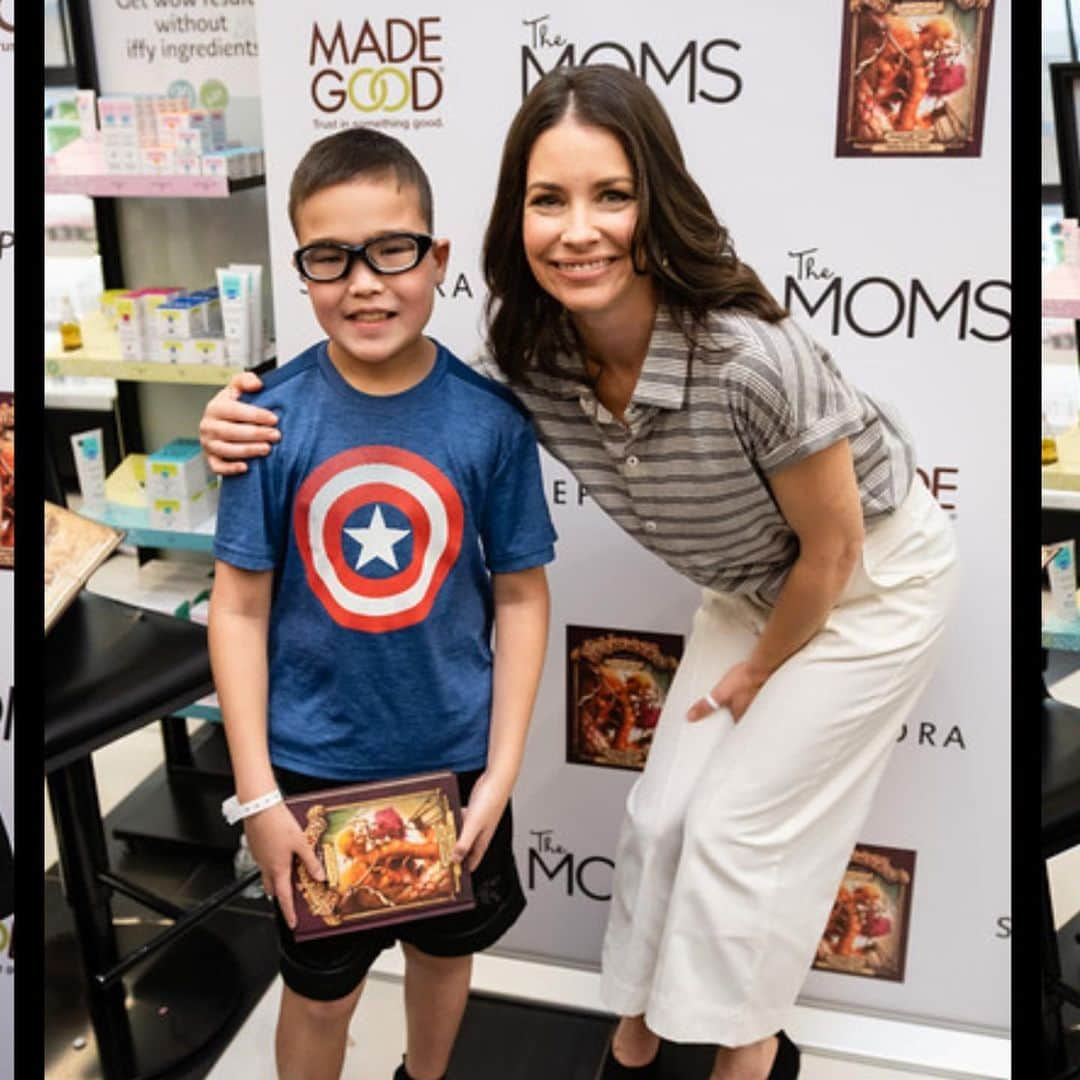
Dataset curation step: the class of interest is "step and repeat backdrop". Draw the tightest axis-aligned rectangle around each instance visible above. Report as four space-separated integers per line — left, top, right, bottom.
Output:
252 1 1009 1035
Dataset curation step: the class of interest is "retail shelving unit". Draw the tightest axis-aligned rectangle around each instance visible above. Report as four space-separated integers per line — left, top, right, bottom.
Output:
43 0 275 864
45 173 265 198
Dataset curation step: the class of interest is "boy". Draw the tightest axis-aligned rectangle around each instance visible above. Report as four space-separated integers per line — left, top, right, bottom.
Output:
208 129 555 1080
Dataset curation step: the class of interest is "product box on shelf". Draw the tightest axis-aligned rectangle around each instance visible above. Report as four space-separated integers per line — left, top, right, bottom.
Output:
157 338 186 364
174 152 202 177
100 289 128 328
103 144 140 176
186 337 228 364
155 296 208 340
156 111 188 147
176 128 208 156
75 90 98 141
97 95 137 136
150 480 220 531
146 438 215 501
116 287 182 360
209 109 228 150
140 147 176 175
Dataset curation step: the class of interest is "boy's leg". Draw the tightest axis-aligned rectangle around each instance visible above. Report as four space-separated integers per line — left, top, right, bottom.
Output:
275 980 365 1080
400 943 472 1080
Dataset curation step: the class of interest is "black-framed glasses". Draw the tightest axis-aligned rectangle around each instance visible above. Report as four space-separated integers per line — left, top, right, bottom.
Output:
293 233 434 282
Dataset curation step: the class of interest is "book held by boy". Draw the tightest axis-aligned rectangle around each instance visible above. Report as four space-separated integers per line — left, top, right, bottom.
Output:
286 770 474 941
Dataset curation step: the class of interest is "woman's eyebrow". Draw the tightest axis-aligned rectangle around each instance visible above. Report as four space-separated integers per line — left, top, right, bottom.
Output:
525 176 633 192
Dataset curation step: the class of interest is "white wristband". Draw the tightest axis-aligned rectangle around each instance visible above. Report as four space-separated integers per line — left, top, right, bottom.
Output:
222 788 283 825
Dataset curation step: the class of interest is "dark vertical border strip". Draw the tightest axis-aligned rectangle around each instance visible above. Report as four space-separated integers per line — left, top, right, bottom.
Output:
20 2 47 1078
1021 6 1044 1077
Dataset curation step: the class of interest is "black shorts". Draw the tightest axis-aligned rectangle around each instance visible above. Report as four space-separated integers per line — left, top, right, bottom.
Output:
272 765 526 1002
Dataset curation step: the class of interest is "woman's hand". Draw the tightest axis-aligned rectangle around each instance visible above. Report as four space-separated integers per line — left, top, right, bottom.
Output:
686 661 769 725
198 371 279 475
452 771 510 873
243 803 325 928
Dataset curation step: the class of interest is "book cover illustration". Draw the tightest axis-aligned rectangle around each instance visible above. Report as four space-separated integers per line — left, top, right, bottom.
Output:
566 626 683 772
813 843 916 982
44 500 124 632
0 394 11 569
286 771 474 941
835 0 994 158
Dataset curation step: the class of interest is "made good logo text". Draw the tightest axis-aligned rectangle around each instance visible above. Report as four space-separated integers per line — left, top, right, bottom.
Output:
309 18 443 114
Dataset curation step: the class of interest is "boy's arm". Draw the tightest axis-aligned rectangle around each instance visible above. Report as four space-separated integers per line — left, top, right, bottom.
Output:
208 560 324 926
453 566 550 872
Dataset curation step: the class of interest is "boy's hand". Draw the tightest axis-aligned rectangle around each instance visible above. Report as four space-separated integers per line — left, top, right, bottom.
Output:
243 803 325 929
452 771 510 873
199 371 280 475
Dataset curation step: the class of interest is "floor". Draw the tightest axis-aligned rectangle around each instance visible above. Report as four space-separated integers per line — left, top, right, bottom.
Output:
41 553 1046 1079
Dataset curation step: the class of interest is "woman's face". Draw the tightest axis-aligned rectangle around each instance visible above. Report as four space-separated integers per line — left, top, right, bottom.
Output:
522 116 654 329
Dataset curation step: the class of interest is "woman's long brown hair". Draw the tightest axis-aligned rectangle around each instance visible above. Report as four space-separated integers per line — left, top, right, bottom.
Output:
482 64 786 384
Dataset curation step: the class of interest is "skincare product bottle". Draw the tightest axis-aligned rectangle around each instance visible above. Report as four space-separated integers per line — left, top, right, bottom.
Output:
70 428 107 515
1050 540 1079 622
59 295 83 351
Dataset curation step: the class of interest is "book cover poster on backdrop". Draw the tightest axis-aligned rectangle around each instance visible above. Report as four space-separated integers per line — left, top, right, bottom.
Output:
253 0 1010 1037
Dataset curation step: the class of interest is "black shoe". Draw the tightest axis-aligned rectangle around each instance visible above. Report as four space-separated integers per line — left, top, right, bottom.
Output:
393 1057 446 1080
767 1030 800 1080
595 1029 660 1079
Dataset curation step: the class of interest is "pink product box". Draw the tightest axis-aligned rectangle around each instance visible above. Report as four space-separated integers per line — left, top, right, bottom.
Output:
156 112 190 147
140 147 175 175
98 96 136 132
173 153 202 177
104 145 140 175
175 129 204 154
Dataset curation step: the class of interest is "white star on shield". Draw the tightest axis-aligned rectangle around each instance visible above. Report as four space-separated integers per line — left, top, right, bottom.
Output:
344 505 411 571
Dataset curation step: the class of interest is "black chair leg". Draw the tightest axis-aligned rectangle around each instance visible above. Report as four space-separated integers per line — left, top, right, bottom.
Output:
48 756 138 1080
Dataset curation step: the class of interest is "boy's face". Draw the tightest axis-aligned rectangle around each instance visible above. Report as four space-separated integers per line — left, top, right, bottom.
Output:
294 177 448 380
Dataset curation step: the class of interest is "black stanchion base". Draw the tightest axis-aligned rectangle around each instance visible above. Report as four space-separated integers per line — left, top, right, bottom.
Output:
114 923 241 1079
47 921 241 1080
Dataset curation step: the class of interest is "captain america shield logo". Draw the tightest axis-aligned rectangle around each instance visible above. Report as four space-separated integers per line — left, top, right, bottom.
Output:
294 445 464 632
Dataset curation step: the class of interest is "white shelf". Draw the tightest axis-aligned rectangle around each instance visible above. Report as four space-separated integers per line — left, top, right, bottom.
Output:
1044 487 1080 511
44 173 265 199
44 312 271 385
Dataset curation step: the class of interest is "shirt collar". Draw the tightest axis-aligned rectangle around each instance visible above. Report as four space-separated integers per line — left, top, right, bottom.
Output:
629 307 689 412
523 305 690 410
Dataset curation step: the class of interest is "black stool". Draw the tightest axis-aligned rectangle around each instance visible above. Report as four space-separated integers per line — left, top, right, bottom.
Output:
1043 672 1080 1080
45 592 257 1080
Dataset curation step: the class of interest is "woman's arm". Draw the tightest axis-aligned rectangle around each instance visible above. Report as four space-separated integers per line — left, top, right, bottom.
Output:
199 371 280 475
687 438 864 723
452 566 550 870
209 560 324 925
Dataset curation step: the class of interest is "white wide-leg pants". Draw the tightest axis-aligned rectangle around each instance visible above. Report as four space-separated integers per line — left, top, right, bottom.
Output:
599 480 958 1047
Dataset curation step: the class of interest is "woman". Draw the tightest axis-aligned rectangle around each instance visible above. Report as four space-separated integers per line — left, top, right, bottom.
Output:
200 65 956 1080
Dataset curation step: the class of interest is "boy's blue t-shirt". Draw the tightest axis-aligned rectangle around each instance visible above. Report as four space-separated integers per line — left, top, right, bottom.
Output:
213 339 557 781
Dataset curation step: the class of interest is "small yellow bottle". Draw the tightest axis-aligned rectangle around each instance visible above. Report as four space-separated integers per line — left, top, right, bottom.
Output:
1043 413 1060 466
59 294 83 352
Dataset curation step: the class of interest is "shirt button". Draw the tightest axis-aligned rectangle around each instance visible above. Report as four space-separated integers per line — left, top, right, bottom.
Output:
644 520 657 533
626 455 640 468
